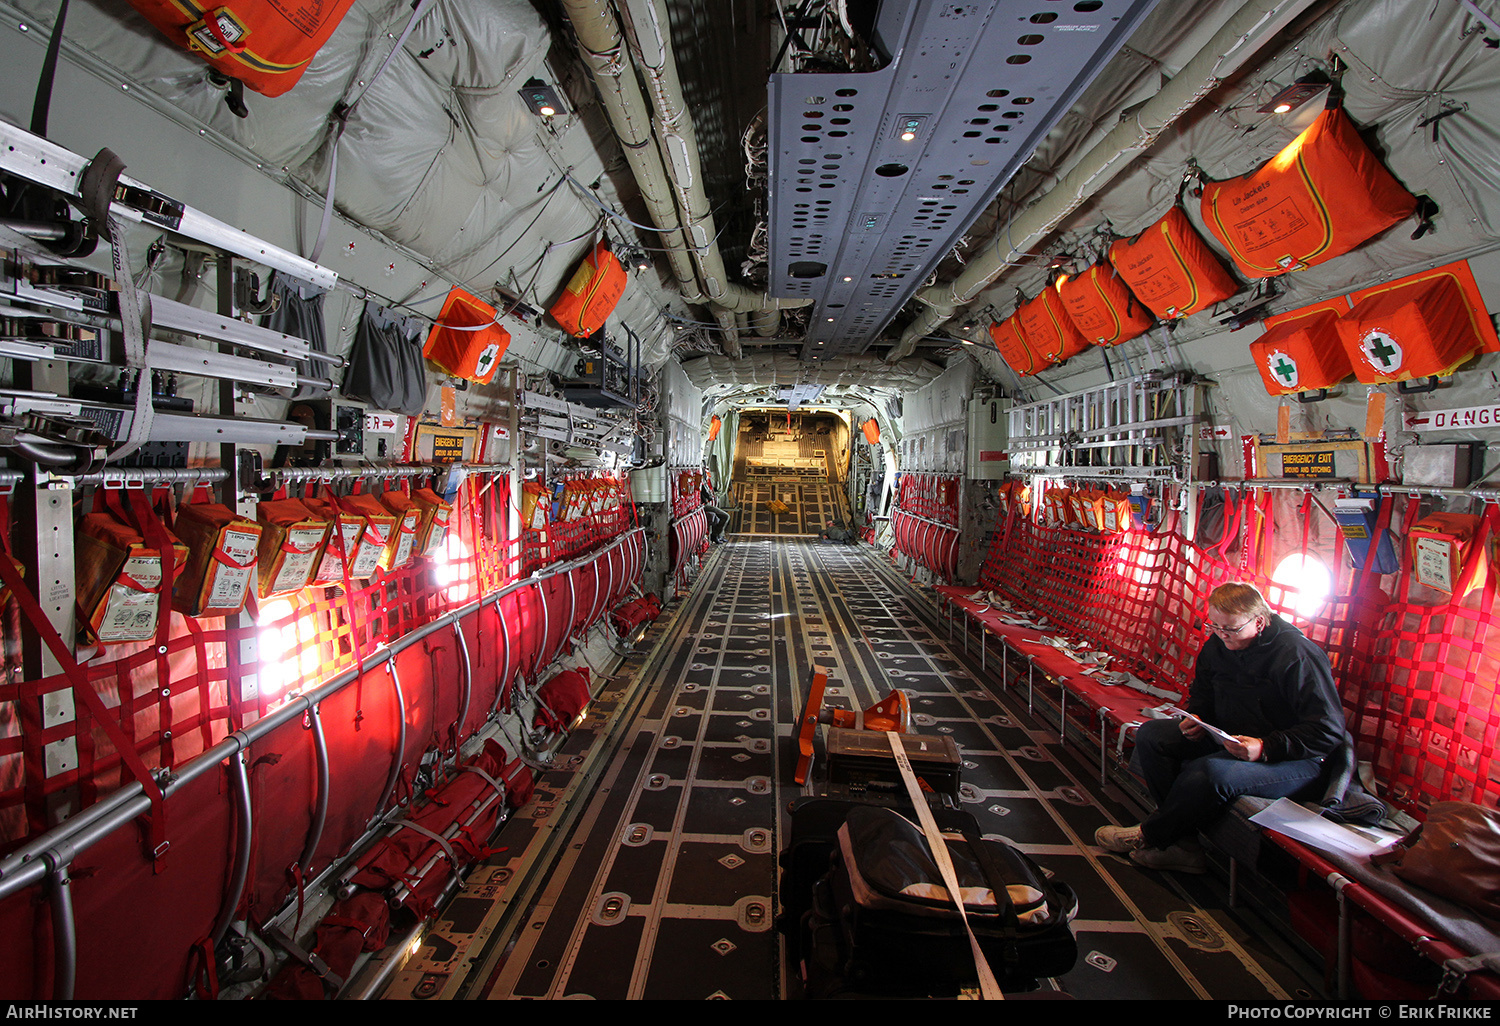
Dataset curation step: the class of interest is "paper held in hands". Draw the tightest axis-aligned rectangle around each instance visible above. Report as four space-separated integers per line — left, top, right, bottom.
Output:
1169 709 1237 747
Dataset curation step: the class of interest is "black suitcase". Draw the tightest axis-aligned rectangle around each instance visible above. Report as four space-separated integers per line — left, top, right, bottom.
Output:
783 800 1079 997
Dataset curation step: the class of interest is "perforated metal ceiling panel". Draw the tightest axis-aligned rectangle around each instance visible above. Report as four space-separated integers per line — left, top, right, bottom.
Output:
767 0 1158 359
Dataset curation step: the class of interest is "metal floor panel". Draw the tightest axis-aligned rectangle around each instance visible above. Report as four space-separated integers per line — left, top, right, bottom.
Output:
411 539 1324 1001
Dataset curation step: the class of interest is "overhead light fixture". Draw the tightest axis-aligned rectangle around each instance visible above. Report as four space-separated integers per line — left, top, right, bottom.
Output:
1257 73 1329 115
895 114 927 142
521 77 567 118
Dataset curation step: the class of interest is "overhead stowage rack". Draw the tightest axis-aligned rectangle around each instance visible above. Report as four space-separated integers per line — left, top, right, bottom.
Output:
1006 372 1200 480
0 119 338 290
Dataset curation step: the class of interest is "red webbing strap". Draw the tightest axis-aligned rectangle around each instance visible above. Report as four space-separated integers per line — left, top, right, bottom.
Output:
129 489 178 774
324 487 369 731
187 936 220 1000
0 553 169 863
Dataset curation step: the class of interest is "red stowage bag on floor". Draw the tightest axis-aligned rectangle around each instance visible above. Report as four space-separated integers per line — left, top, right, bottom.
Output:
611 594 660 635
349 740 511 918
533 668 591 731
1201 106 1417 277
262 892 391 999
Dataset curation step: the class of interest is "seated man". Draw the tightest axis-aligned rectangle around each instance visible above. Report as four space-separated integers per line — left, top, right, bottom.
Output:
701 480 729 543
1096 582 1349 873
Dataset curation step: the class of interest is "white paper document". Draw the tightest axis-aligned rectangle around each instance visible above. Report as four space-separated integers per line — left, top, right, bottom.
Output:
1249 798 1401 859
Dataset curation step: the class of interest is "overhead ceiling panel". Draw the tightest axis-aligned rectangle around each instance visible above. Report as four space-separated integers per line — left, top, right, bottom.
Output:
766 0 1158 360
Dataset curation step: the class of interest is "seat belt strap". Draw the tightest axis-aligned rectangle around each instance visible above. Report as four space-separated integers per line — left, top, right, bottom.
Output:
886 731 1003 1000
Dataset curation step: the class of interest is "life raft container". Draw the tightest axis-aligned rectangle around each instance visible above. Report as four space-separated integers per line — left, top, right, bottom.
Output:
1107 206 1239 320
1200 106 1416 277
1056 263 1154 346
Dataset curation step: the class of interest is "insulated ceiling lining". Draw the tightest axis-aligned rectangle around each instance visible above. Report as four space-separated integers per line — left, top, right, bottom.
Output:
766 0 1158 359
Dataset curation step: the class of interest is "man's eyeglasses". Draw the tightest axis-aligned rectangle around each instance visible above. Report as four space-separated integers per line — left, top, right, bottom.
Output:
1204 616 1259 635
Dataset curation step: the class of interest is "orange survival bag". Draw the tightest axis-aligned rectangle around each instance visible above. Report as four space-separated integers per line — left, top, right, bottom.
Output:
1108 207 1239 320
1056 263 1154 346
1016 287 1090 367
989 316 1040 377
1200 106 1416 277
126 0 358 97
551 242 627 337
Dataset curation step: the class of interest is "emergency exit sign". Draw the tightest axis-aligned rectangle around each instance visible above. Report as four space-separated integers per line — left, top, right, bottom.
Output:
1281 450 1337 478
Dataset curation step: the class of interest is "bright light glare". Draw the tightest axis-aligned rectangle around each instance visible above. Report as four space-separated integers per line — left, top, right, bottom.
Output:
435 535 475 604
257 599 319 701
1270 553 1332 619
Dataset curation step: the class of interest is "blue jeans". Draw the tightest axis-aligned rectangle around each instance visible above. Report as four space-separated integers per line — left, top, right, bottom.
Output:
1130 718 1325 849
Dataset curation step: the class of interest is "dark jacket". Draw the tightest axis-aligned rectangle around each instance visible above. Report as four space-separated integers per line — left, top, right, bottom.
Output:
1187 614 1348 763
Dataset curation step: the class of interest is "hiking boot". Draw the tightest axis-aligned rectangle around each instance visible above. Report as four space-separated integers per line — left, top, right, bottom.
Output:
1129 842 1207 874
1095 824 1143 853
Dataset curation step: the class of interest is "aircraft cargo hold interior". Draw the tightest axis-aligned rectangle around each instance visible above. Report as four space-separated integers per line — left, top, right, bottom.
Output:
3 0 1500 1006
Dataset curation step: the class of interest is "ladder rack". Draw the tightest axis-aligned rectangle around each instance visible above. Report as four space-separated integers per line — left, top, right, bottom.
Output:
1007 373 1200 480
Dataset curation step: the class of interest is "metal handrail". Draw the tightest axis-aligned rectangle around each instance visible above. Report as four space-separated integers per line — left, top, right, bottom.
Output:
0 527 646 903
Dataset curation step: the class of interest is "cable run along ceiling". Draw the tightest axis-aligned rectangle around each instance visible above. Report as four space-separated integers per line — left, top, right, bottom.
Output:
766 0 1159 361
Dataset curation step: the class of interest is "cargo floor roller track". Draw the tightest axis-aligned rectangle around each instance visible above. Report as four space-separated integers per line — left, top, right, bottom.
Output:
397 539 1323 1000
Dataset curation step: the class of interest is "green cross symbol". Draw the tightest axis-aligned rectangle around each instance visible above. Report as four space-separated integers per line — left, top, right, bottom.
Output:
1273 356 1296 383
1366 333 1399 369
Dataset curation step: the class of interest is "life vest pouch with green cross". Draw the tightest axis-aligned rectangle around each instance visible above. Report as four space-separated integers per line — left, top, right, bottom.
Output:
1249 307 1352 397
1336 275 1486 385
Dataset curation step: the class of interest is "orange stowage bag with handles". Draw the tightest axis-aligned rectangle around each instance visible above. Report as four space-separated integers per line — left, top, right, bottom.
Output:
126 0 358 97
1016 287 1090 366
550 242 627 337
989 316 1040 376
1201 107 1417 277
1108 206 1239 320
1057 263 1154 346
1249 306 1353 396
1408 513 1488 598
1337 275 1486 384
424 288 511 385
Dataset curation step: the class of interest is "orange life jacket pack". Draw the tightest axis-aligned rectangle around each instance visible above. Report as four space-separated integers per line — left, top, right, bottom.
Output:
1016 287 1090 367
172 502 263 618
75 510 190 646
410 487 453 558
1249 304 1353 396
1107 206 1239 320
1056 263 1154 346
1408 513 1488 598
861 419 880 445
1337 274 1487 384
126 0 358 97
423 288 511 385
1042 485 1074 526
1200 106 1416 277
989 316 1040 377
550 242 627 337
255 497 332 600
996 479 1032 519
